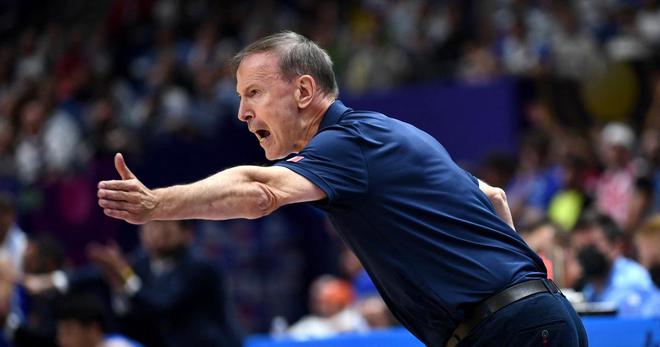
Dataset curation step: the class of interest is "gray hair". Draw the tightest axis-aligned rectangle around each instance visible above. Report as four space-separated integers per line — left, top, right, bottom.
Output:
231 31 339 97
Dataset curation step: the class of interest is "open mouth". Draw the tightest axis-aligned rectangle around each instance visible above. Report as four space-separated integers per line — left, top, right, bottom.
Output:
255 129 271 142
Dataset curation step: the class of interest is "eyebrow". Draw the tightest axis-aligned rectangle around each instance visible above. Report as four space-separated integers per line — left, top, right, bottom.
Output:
237 83 259 97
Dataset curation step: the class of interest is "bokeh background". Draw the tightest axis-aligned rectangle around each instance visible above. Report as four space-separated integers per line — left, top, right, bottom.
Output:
0 0 659 346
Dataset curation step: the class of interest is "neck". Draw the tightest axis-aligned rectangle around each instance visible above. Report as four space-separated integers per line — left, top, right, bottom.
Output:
295 96 335 151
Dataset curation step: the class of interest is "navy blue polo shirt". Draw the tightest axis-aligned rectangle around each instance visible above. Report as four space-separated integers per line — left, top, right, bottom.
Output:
275 100 546 346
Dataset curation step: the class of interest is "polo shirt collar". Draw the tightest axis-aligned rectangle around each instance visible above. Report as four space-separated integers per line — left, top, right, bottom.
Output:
318 100 350 131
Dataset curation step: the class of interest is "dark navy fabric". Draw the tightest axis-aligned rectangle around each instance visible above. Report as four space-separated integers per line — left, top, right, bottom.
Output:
456 292 588 347
275 100 548 346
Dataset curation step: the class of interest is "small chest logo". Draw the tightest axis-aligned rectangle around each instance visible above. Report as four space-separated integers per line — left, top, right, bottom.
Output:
287 155 304 163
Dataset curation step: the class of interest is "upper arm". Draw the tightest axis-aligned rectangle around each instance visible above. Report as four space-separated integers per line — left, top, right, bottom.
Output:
248 165 327 212
273 128 369 202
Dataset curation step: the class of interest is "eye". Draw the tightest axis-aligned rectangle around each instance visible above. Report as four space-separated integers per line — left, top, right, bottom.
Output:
249 89 258 96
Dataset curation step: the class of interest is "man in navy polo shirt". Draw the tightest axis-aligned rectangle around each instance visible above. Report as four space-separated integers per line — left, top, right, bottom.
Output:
97 31 587 347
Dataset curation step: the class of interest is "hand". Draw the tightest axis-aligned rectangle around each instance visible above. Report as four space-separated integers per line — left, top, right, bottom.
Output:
478 179 516 231
87 241 132 291
98 153 159 224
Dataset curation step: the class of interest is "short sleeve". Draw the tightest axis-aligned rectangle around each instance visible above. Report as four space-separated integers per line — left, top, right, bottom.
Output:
462 168 479 186
275 127 368 203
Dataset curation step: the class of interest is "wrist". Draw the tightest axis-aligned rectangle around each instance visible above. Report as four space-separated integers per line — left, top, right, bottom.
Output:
150 188 166 220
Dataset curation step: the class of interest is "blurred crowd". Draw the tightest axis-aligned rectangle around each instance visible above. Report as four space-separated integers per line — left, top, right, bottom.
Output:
0 0 660 345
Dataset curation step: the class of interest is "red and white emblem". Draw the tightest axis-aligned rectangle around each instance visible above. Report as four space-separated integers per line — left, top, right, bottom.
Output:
287 155 304 163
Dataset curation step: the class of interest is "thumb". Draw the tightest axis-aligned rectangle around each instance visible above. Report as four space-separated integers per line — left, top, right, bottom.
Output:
114 153 136 180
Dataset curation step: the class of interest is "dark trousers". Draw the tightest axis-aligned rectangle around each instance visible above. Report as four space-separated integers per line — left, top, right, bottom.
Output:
456 291 588 347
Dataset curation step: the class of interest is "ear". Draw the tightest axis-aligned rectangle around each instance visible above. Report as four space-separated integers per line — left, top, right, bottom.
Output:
294 75 316 109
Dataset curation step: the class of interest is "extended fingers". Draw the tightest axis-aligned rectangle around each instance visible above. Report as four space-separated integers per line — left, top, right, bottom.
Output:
97 189 140 203
98 180 140 192
98 198 138 212
103 208 132 220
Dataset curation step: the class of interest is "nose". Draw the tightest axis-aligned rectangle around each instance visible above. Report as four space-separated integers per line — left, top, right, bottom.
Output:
237 100 253 122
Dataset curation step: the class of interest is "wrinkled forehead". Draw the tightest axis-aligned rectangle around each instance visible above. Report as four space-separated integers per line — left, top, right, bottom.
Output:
236 52 284 87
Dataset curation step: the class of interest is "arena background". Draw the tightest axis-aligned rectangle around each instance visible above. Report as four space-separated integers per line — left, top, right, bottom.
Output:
0 0 659 346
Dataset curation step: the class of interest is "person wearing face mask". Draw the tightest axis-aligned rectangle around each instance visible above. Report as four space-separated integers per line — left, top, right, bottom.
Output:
571 212 655 316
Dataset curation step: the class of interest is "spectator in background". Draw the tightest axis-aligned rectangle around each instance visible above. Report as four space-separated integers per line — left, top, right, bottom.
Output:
551 2 604 82
519 218 561 281
83 96 135 158
496 15 548 77
5 235 67 347
634 215 660 317
595 122 637 232
4 0 660 338
642 73 660 214
636 0 660 49
338 247 377 300
55 293 142 347
548 154 590 232
87 220 242 347
571 212 655 316
507 131 561 226
635 215 660 287
606 6 651 62
288 275 367 339
338 248 394 330
0 194 26 274
20 221 242 347
14 99 48 184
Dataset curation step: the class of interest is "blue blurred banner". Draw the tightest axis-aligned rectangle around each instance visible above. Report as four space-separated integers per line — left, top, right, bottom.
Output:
344 78 520 164
247 317 660 347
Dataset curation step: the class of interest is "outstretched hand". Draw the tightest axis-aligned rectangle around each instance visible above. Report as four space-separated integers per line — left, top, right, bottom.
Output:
98 153 159 224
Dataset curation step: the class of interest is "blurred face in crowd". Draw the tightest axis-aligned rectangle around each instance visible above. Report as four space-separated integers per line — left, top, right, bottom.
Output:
522 223 556 255
56 320 103 347
571 226 618 280
310 277 353 318
602 144 630 168
635 227 660 271
236 52 312 160
139 221 190 259
19 100 46 136
22 237 63 274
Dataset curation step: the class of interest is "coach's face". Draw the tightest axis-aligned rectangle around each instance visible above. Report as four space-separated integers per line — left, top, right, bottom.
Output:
236 52 308 160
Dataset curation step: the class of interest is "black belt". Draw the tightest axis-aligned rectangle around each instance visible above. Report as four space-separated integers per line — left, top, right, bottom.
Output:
445 279 561 347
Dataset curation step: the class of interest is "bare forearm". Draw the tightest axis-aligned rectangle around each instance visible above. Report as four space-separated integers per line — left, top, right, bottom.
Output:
99 153 324 224
152 166 276 221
